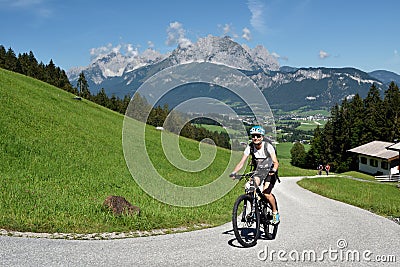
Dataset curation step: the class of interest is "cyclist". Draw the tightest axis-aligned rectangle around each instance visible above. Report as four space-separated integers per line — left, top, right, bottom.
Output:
230 125 280 224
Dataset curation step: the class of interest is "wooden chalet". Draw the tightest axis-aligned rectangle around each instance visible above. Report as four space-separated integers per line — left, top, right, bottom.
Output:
348 141 400 176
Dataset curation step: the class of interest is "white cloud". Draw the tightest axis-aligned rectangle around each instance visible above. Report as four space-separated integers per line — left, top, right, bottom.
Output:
112 44 122 54
219 23 239 39
125 44 139 57
165 21 192 48
223 24 231 35
319 50 330 59
90 43 112 59
90 43 140 61
271 52 288 61
2 0 53 18
247 0 266 33
395 49 398 56
147 41 154 48
242 27 252 41
2 0 44 8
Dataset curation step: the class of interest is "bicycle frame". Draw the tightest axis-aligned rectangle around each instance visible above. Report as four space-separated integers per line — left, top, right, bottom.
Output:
242 172 272 210
232 172 278 247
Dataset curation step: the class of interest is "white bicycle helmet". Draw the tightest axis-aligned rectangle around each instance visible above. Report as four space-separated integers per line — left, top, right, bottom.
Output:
249 125 265 135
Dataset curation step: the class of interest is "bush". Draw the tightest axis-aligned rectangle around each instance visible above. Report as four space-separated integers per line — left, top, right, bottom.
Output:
290 142 306 167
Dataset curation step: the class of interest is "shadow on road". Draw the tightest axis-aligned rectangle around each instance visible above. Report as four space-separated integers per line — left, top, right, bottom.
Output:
222 226 279 248
222 229 247 248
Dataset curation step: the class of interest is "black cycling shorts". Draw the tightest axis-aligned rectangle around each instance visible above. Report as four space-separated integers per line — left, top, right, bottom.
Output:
262 174 276 194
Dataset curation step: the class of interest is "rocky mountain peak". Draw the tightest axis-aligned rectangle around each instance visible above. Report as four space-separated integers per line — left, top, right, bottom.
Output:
242 44 280 72
68 35 281 82
66 35 392 112
168 35 261 71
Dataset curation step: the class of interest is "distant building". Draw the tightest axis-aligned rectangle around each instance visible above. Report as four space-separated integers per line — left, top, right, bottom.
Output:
387 142 400 174
348 141 400 176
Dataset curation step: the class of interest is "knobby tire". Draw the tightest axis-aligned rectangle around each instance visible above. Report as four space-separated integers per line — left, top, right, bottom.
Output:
232 194 260 247
260 194 279 240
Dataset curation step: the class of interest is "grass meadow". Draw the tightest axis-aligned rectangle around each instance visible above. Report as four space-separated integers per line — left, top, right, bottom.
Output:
298 177 400 218
0 69 245 233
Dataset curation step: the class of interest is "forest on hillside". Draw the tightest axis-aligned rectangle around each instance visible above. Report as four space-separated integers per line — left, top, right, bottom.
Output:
291 82 400 172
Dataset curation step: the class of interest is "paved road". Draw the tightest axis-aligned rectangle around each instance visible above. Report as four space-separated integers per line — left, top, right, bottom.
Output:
1 177 399 266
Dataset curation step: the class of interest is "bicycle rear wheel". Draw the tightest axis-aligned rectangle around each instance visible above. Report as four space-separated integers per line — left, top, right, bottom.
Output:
232 194 260 247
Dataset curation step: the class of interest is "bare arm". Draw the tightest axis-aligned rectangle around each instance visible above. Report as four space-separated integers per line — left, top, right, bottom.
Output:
266 143 279 173
232 153 249 174
271 152 279 171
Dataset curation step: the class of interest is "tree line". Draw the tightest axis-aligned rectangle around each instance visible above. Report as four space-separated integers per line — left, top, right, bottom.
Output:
0 45 75 94
75 71 132 114
291 82 400 172
0 45 132 114
1 45 231 149
126 93 231 149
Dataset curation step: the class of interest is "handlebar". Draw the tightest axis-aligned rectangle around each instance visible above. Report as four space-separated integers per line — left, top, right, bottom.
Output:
230 171 255 180
231 170 280 183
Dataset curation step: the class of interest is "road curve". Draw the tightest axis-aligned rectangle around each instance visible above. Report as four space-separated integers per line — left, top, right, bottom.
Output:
1 177 399 266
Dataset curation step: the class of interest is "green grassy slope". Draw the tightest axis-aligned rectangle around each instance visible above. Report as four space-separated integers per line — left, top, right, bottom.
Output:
0 68 242 233
298 177 400 218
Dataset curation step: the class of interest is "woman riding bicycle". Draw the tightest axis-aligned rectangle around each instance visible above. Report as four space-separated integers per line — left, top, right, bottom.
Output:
230 125 280 224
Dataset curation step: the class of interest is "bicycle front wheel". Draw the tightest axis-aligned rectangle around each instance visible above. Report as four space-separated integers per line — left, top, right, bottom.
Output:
232 194 260 247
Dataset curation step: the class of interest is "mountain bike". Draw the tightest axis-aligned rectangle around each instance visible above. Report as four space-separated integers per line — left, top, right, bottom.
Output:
231 171 279 247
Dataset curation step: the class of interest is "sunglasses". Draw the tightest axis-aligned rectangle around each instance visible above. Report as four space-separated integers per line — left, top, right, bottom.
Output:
251 134 262 138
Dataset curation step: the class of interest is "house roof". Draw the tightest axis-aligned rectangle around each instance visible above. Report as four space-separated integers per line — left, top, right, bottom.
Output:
387 142 400 152
348 141 398 160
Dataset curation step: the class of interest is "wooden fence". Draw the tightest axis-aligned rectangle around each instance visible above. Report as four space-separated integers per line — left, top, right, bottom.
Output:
375 174 400 182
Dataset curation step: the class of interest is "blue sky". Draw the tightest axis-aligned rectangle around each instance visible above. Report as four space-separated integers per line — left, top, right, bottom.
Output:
1 0 399 74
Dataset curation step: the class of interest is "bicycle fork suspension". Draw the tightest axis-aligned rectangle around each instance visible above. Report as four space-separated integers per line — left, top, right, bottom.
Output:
241 201 248 222
251 191 257 216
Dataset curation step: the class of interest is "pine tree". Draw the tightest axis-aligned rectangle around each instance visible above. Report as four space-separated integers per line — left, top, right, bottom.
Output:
27 51 39 77
0 45 6 68
335 98 355 171
5 47 18 71
383 82 400 141
45 59 57 86
363 84 384 142
311 104 343 168
125 93 151 122
59 69 75 93
164 109 183 134
95 88 109 107
305 126 323 169
77 71 90 98
108 94 118 111
181 122 195 139
14 53 23 74
121 95 131 114
348 94 364 147
320 119 334 164
325 104 342 168
17 52 30 76
346 94 364 169
37 62 46 81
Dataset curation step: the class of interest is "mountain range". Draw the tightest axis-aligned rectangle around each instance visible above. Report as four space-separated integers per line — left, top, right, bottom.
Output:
67 35 400 112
